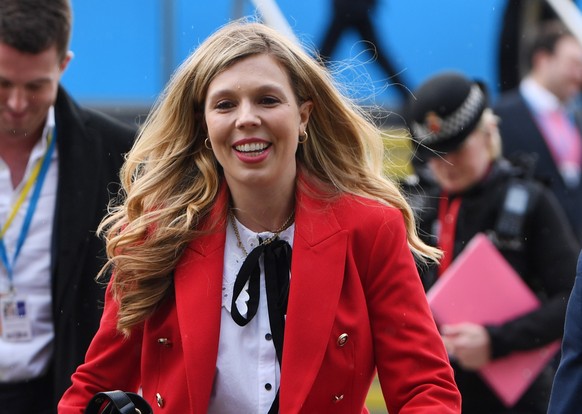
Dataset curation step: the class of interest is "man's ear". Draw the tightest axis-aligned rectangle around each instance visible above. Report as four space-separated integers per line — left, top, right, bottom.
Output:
60 50 74 73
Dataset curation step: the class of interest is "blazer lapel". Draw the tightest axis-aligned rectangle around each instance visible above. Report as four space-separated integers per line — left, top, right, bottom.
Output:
280 189 348 410
174 189 227 413
174 183 348 411
516 94 565 182
53 91 103 311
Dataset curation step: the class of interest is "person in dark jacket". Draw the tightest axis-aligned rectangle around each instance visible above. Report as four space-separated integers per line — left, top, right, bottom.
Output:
319 0 409 99
547 250 582 414
494 20 582 243
0 1 136 413
405 71 579 413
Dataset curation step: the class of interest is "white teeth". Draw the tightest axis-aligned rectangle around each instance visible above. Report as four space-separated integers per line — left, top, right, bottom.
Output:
235 142 268 152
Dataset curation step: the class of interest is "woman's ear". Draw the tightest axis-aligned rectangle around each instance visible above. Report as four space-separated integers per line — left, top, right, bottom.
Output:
299 100 313 132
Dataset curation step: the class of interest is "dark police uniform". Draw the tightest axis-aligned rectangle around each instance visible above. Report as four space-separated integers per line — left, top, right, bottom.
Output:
415 159 578 413
404 71 580 413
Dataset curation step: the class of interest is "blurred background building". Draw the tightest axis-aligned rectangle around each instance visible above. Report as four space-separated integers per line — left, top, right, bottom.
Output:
65 0 579 121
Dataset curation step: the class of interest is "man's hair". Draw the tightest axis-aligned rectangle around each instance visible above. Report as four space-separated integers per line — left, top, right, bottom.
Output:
0 0 72 61
526 19 573 67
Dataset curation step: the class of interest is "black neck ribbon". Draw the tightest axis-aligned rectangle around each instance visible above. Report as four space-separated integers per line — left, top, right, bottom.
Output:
230 237 292 414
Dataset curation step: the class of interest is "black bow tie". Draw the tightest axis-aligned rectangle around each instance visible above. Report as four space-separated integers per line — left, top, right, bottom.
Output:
230 237 291 414
231 237 291 364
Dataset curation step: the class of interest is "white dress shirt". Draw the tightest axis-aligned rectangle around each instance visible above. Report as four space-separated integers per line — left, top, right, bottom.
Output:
0 107 58 382
207 217 294 414
520 76 562 115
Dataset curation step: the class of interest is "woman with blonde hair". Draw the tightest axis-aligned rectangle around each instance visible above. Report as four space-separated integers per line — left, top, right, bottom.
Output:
59 21 460 413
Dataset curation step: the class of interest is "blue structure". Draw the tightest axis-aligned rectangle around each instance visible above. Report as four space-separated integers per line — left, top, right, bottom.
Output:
64 0 547 111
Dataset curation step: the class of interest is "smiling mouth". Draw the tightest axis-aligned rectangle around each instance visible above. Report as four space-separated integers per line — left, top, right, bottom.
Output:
234 142 271 156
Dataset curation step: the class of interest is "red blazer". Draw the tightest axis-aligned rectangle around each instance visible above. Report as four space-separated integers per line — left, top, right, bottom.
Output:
59 184 460 413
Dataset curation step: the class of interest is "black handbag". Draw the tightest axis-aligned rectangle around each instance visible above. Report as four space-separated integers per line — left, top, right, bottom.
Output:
85 391 153 414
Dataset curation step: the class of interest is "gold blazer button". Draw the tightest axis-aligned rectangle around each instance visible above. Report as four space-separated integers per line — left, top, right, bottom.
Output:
157 338 172 347
336 333 348 347
156 392 165 407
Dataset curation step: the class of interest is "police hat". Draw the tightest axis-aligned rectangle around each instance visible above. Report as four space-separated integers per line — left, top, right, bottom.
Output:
406 71 487 157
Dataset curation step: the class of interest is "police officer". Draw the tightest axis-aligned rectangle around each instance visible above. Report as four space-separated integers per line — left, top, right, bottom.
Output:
405 71 579 414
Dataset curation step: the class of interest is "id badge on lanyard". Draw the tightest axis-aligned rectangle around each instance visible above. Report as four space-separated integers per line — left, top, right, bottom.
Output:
0 291 32 341
0 127 56 342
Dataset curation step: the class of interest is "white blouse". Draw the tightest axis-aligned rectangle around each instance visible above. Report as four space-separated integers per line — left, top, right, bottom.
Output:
207 216 294 414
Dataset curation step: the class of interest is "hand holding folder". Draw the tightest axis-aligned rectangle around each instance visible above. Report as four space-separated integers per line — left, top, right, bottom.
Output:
427 233 560 407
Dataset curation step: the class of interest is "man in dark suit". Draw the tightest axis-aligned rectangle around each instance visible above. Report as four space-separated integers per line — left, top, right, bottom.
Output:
0 1 135 412
494 20 582 242
548 250 582 413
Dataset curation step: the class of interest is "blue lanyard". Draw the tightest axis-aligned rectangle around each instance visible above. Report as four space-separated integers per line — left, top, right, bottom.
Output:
0 128 57 287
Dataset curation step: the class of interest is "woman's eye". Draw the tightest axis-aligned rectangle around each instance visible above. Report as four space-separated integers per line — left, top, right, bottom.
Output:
215 101 234 110
260 96 280 105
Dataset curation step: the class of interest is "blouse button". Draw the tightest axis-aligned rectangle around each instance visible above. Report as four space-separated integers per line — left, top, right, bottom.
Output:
265 333 272 341
336 333 348 347
265 383 272 391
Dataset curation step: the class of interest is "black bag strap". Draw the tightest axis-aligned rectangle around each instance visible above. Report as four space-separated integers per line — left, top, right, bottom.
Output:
85 391 153 414
490 177 540 251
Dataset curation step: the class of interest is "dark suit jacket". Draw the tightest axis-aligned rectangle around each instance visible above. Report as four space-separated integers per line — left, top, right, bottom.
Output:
548 251 582 414
493 90 582 242
49 86 135 407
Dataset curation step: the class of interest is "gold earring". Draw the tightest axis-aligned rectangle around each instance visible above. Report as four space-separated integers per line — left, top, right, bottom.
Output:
299 130 308 144
204 138 212 150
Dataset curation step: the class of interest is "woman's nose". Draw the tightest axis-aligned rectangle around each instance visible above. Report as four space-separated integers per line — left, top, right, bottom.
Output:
235 102 261 128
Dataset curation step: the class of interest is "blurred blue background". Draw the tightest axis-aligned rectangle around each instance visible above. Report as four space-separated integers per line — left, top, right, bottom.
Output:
62 0 575 114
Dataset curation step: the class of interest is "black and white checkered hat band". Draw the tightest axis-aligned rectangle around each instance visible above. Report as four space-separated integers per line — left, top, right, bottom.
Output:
411 84 485 145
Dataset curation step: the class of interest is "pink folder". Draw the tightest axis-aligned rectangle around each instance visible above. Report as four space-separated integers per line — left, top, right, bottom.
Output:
427 233 560 407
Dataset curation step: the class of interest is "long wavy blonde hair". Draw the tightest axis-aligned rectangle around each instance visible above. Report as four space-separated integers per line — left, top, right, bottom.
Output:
100 20 441 335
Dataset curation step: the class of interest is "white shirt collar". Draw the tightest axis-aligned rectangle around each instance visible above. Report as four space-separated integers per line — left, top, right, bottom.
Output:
520 77 562 114
41 106 55 149
27 107 56 172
